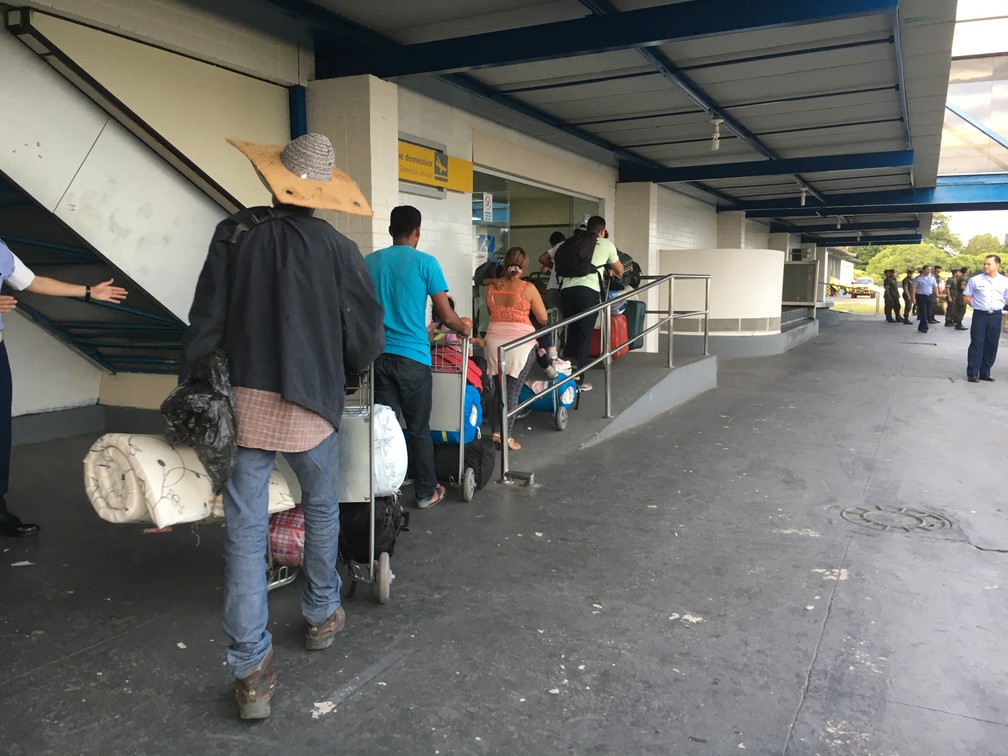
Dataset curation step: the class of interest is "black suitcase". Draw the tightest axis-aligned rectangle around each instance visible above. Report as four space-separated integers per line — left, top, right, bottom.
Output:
623 299 646 350
339 497 408 564
433 437 496 490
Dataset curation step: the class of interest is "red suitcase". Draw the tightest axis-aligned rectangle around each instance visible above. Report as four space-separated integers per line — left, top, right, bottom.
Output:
590 313 629 359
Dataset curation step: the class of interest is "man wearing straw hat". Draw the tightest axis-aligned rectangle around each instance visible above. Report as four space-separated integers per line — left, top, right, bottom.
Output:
181 133 385 719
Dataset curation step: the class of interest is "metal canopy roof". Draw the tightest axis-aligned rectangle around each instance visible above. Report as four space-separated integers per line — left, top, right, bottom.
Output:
251 0 961 247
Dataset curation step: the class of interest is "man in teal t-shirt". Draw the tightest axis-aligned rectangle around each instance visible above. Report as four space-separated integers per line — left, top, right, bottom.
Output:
365 206 469 509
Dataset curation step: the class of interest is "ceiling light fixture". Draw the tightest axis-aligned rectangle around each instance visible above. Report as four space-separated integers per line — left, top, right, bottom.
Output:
710 117 724 151
800 188 807 207
836 217 842 230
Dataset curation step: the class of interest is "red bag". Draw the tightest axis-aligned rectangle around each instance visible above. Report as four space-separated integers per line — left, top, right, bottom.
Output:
430 344 483 390
269 505 304 567
590 313 629 360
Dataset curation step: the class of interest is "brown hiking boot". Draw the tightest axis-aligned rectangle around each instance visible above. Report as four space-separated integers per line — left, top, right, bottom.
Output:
234 651 276 720
305 606 345 650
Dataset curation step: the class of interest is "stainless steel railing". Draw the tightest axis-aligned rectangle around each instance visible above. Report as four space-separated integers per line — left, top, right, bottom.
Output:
494 272 711 484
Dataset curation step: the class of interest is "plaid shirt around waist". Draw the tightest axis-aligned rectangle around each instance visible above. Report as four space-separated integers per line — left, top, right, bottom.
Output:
232 386 334 452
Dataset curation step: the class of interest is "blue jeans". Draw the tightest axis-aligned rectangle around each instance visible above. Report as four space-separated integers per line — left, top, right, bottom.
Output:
223 431 341 679
373 353 436 499
967 310 1002 378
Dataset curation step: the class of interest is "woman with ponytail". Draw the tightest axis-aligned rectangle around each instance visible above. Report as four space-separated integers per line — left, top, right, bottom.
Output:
482 247 548 450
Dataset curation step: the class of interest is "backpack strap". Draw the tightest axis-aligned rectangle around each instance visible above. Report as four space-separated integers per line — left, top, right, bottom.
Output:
227 206 300 249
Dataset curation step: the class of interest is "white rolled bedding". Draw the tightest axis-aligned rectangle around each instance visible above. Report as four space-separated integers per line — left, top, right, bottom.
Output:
84 433 294 528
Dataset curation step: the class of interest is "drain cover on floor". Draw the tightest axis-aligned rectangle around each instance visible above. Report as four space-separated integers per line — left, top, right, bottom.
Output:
839 505 952 533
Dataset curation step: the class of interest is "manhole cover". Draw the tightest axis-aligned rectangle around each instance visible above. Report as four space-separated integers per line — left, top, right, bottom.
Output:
839 505 952 533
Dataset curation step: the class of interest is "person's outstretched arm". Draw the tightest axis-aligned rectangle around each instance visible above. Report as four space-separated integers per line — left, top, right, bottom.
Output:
25 276 127 303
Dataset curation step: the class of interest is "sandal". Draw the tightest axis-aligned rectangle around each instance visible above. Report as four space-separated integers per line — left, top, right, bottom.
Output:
416 483 447 509
491 433 521 450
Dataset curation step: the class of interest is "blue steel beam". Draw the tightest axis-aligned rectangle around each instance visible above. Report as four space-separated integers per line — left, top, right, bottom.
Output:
321 0 898 78
811 234 922 246
620 150 913 183
772 220 920 233
945 103 1008 151
736 175 1008 215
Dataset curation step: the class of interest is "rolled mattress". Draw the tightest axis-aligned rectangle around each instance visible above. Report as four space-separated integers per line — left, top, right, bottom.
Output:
84 433 294 528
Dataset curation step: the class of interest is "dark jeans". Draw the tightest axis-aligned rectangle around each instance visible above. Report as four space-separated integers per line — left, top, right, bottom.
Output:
373 353 436 499
560 285 601 370
0 342 11 497
915 294 931 332
967 310 1002 379
530 313 554 370
902 295 912 321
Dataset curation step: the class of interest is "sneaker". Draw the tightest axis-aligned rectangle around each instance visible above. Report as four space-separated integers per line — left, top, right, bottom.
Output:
416 483 447 509
235 651 276 720
545 364 559 380
578 381 593 392
305 606 345 651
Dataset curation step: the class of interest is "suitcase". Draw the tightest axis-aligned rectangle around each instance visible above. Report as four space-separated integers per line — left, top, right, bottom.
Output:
590 313 629 359
623 300 646 350
433 437 496 490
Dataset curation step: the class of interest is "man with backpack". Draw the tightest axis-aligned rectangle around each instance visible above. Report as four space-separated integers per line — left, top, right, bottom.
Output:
554 215 622 391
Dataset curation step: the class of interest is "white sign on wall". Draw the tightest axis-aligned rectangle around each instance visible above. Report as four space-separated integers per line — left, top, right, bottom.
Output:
482 193 493 222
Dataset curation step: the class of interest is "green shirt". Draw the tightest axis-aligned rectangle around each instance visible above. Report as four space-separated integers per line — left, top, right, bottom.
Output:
561 237 620 292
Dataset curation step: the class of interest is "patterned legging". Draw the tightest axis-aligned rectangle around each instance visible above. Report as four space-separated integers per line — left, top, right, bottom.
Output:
492 349 537 439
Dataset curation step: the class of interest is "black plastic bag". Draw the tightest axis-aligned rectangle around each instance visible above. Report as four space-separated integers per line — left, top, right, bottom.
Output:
161 350 237 494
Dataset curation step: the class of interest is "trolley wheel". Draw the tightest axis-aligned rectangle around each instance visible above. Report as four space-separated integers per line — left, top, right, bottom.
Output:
377 552 391 605
554 405 568 431
462 466 477 502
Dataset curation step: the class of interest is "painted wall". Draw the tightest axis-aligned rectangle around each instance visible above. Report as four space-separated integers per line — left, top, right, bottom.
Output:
658 248 785 335
6 313 101 417
33 14 291 209
22 0 309 85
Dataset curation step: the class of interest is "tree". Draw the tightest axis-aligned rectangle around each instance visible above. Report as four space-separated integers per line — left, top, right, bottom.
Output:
966 233 1002 258
864 243 951 281
928 212 964 255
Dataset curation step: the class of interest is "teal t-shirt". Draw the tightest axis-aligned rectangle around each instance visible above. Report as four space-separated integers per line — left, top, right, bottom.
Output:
365 245 449 366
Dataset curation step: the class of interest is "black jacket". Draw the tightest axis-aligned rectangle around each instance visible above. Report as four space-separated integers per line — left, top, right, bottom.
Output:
180 206 385 428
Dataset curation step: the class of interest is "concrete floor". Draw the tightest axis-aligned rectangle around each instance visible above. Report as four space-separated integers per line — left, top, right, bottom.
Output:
2 312 1007 754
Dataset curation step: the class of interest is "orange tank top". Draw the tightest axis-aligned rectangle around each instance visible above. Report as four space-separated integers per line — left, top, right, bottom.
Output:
487 284 532 324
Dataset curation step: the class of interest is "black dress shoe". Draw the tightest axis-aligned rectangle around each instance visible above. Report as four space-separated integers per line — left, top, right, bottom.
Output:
955 326 968 331
980 376 995 382
0 514 40 538
968 376 979 383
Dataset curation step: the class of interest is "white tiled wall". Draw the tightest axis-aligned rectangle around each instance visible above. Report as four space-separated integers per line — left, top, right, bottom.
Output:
656 186 717 250
745 219 771 249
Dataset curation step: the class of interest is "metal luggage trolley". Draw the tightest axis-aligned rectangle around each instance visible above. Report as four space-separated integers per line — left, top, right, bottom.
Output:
430 334 479 502
338 368 398 604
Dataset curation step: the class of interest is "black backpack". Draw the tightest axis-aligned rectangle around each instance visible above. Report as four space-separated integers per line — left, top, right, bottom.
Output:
338 496 409 564
553 230 599 278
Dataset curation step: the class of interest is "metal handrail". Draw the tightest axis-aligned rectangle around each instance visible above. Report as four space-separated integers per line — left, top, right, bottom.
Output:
495 272 711 484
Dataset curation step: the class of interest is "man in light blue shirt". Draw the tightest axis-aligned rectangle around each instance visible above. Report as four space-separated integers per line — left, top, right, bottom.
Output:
962 254 1008 382
366 206 469 508
911 265 937 333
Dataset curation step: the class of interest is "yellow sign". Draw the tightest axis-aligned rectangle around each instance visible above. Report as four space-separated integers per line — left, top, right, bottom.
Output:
398 140 473 193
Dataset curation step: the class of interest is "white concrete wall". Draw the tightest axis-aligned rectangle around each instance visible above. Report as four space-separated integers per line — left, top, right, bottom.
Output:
745 219 771 249
658 248 785 334
6 313 101 416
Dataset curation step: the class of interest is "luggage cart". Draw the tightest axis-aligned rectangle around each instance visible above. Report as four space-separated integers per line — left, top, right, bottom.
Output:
430 335 479 502
336 368 401 604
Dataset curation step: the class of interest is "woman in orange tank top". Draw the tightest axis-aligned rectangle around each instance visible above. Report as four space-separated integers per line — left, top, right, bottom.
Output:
483 247 548 450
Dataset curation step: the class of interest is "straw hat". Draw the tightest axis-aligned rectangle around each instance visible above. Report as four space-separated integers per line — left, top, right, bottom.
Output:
227 133 373 216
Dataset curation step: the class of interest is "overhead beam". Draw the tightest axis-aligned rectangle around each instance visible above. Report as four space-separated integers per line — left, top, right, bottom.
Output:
620 150 913 183
772 220 920 233
736 176 1008 216
808 234 922 246
946 102 1008 152
319 0 899 78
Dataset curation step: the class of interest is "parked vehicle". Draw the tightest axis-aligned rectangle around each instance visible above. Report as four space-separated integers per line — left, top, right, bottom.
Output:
849 277 876 298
